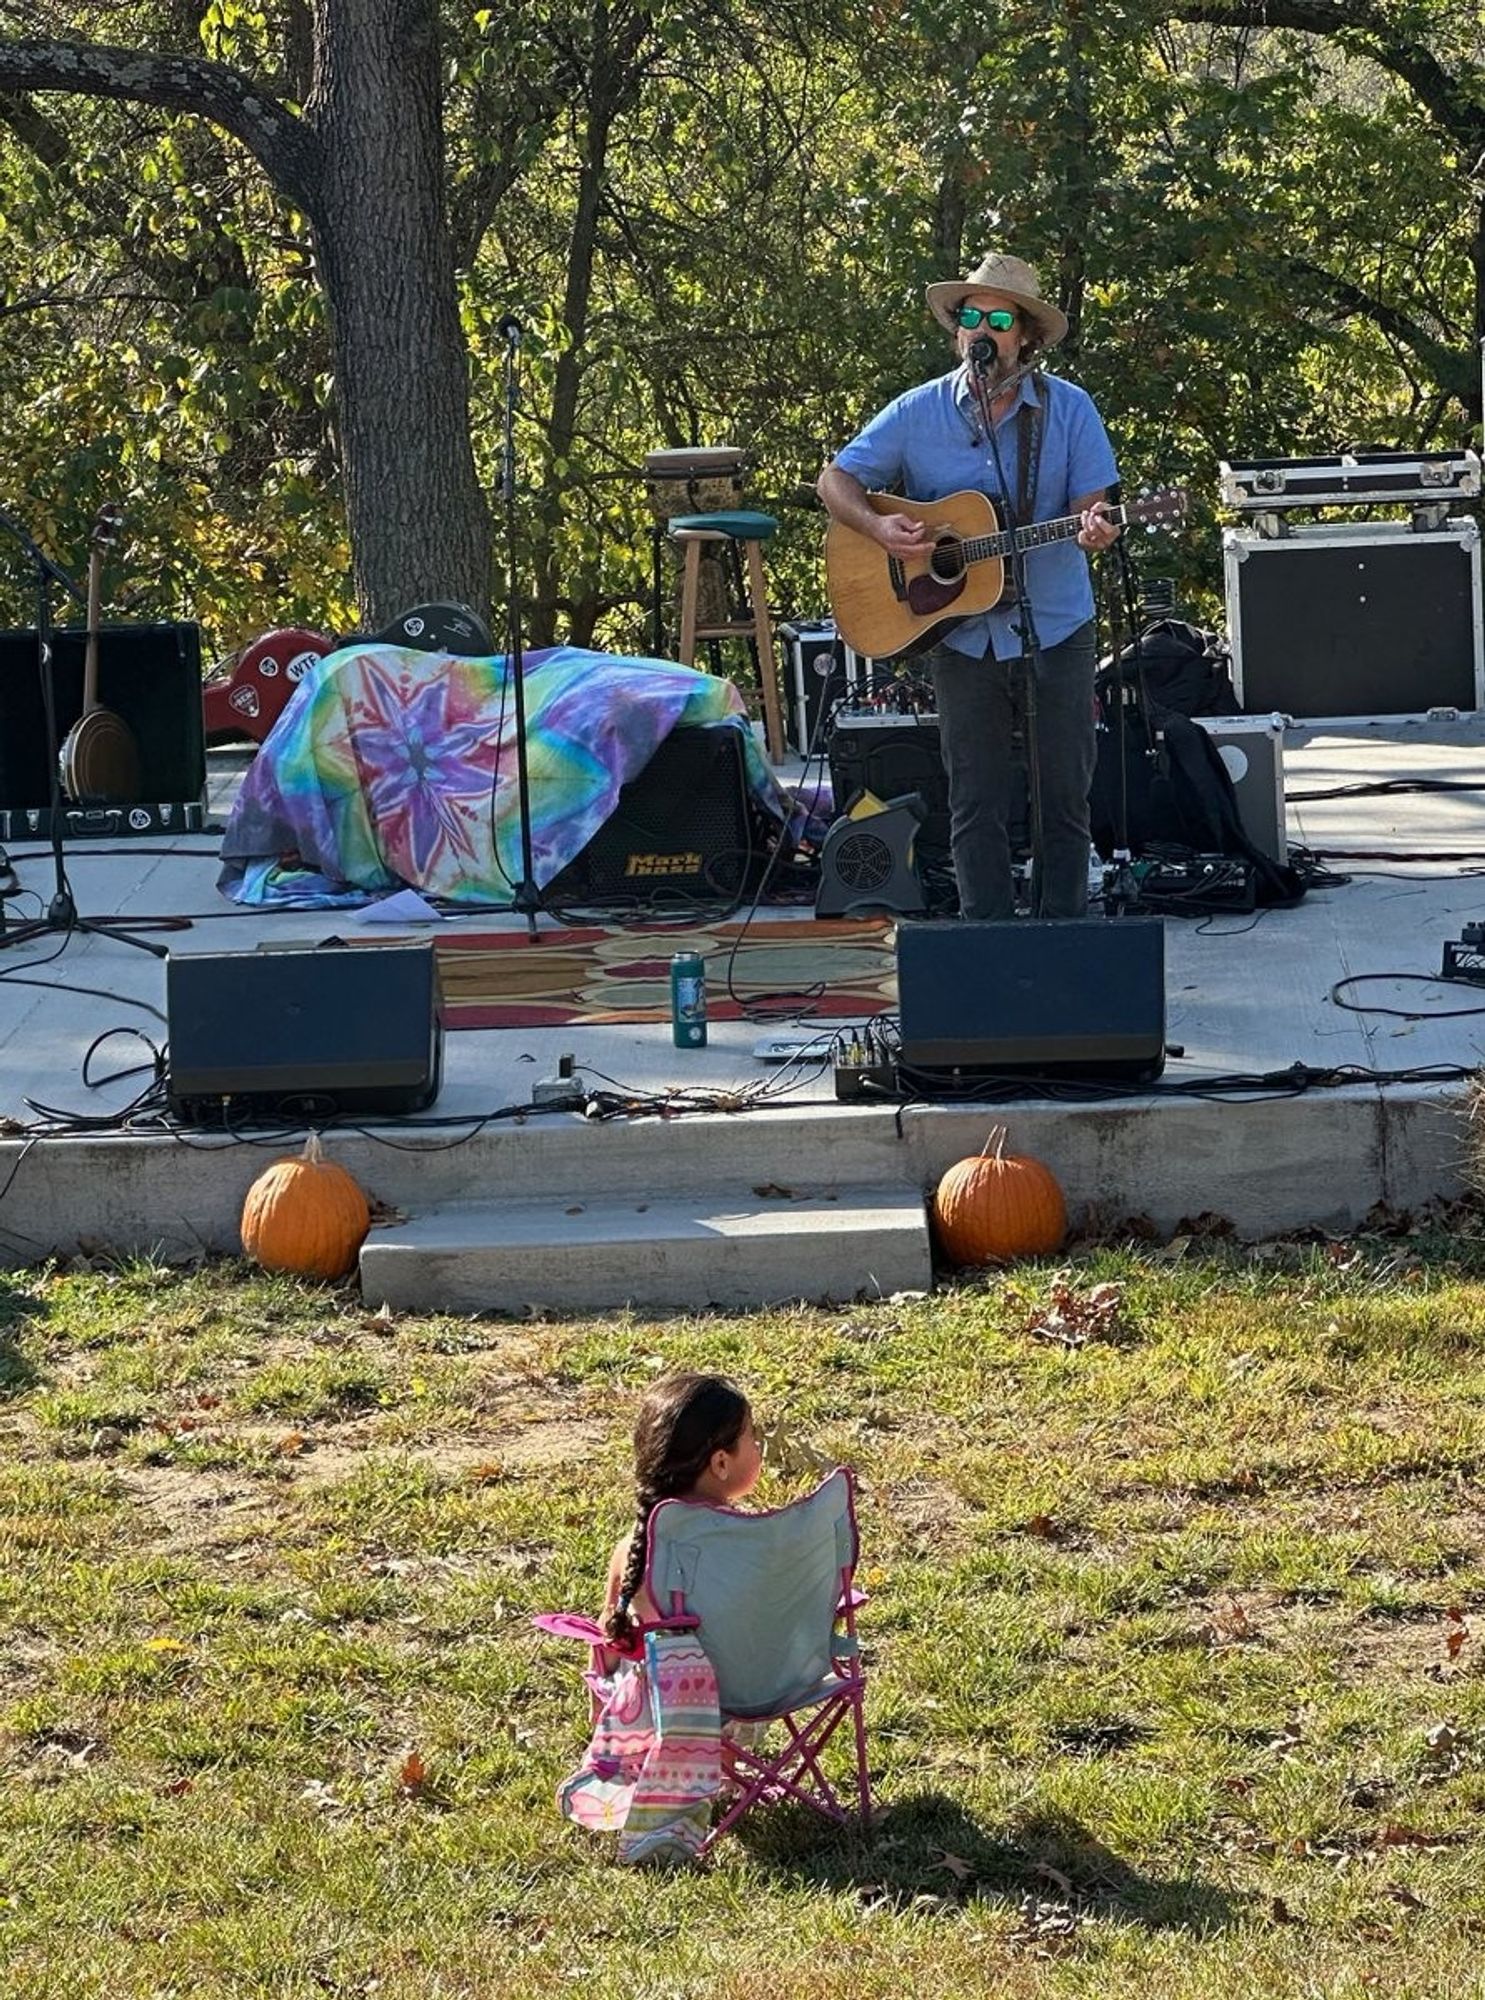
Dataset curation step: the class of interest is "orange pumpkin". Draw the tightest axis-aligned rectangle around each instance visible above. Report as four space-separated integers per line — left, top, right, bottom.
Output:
932 1125 1066 1266
240 1131 371 1280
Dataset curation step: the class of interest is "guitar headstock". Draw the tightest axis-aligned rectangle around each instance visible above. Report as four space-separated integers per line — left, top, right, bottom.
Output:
1125 486 1188 530
91 502 125 551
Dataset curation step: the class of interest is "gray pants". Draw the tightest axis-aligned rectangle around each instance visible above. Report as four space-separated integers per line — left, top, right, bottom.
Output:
929 620 1098 921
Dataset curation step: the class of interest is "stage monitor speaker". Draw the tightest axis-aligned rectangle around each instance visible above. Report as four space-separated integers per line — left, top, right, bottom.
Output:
545 723 756 908
167 942 444 1124
0 621 207 836
896 918 1166 1083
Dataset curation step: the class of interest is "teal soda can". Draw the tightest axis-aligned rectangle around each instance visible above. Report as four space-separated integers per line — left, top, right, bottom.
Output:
670 951 707 1048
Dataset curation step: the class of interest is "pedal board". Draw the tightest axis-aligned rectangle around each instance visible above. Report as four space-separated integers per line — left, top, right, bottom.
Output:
1130 854 1256 916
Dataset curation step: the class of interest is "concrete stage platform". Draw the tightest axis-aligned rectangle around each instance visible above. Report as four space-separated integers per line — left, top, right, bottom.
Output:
1 716 1484 1298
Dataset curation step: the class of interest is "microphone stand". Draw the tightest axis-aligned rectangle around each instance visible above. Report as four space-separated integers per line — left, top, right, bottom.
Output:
495 312 541 944
971 349 1048 917
0 507 167 958
1102 533 1147 917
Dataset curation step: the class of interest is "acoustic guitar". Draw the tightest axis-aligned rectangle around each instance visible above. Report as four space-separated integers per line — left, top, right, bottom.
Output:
59 502 139 804
825 485 1188 659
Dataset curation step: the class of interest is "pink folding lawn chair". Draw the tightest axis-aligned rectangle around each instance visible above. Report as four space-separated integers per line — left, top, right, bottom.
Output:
535 1466 871 1859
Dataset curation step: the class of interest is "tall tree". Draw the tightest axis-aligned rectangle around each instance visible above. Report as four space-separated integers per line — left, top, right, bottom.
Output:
1165 0 1485 422
0 3 492 627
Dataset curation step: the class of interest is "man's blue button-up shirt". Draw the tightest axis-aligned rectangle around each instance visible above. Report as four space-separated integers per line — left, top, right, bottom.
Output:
831 366 1119 662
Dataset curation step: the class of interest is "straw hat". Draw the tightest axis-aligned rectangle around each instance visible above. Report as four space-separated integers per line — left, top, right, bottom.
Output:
925 252 1068 348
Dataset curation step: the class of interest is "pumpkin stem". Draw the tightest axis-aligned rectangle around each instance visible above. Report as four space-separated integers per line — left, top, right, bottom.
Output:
982 1124 1008 1162
304 1130 324 1166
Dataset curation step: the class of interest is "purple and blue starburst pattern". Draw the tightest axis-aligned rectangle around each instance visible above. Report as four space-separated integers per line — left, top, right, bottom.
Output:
347 655 497 885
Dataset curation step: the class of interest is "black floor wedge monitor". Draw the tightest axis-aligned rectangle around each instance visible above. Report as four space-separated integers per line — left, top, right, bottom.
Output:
896 918 1166 1084
167 942 444 1124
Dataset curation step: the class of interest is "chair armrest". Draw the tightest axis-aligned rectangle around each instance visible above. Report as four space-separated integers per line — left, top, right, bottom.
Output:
531 1612 607 1645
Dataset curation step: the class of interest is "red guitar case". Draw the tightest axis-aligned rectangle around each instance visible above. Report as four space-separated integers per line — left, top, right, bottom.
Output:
202 627 335 747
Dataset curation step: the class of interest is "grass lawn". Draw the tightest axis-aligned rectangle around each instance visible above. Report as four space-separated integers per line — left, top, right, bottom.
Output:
5 1224 1485 1997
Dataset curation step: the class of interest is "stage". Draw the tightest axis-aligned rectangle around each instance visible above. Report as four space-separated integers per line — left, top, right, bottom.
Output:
0 715 1481 1302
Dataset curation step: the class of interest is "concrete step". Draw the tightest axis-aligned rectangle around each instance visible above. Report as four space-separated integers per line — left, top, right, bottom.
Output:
358 1187 932 1314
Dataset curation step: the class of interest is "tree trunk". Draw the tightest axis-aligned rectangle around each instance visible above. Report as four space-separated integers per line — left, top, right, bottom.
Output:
306 0 491 628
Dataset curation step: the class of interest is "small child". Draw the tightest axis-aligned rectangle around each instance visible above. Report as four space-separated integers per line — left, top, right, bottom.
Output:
557 1371 762 1863
603 1371 762 1651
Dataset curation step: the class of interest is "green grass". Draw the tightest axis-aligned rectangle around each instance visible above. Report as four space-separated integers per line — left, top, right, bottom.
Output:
7 1235 1485 1995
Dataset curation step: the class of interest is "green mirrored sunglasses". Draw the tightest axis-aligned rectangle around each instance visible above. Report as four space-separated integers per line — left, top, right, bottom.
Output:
955 305 1016 332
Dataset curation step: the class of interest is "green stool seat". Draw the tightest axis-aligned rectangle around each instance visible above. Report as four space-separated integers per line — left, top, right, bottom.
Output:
668 510 777 542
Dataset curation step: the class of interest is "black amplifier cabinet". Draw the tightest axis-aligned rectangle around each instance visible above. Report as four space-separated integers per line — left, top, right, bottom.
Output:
897 917 1166 1084
167 942 444 1125
1224 521 1484 718
0 621 207 823
827 713 951 854
546 723 757 908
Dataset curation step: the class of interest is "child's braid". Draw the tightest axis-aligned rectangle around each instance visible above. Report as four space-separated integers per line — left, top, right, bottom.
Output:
603 1491 657 1649
601 1373 750 1650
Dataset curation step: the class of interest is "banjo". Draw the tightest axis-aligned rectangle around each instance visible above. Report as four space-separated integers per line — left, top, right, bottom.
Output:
59 502 139 805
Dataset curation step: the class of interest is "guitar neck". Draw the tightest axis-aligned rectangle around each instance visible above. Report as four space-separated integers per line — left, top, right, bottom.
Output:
82 547 104 713
961 503 1133 567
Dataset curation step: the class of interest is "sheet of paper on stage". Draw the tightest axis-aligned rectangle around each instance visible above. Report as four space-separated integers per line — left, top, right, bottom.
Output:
354 889 445 924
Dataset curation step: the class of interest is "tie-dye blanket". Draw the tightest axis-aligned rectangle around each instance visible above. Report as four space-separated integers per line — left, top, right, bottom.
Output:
217 643 789 908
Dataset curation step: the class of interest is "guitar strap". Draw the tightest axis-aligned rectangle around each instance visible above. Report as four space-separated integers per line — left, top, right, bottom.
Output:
1014 375 1046 530
997 375 1045 607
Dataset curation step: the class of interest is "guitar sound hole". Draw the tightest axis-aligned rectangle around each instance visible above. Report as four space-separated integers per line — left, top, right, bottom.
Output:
929 538 965 582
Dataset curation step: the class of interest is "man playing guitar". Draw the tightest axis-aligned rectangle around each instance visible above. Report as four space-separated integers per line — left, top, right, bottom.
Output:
817 251 1119 921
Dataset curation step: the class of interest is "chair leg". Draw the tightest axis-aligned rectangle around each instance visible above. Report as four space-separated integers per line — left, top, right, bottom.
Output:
744 538 786 763
650 525 665 656
677 538 703 667
852 1689 872 1830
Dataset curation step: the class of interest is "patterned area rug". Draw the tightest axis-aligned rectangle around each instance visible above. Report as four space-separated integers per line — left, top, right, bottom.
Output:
432 917 897 1028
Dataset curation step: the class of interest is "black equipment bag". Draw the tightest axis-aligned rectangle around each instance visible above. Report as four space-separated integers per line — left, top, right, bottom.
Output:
1098 617 1240 721
1092 713 1304 908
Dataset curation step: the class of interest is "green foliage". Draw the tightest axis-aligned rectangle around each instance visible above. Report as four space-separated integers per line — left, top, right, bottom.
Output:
3 0 1482 653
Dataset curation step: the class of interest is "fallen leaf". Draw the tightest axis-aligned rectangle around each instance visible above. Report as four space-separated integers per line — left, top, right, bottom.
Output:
275 1431 310 1457
933 1848 976 1881
1376 1822 1462 1851
399 1750 428 1795
1020 1279 1131 1350
1034 1861 1075 1897
1026 1514 1060 1539
143 1636 190 1654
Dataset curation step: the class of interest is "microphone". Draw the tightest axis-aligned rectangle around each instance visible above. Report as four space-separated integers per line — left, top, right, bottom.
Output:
497 311 523 346
968 333 997 375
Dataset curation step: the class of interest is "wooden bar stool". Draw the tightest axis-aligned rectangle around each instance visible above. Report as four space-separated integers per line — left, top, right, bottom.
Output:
668 509 787 763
